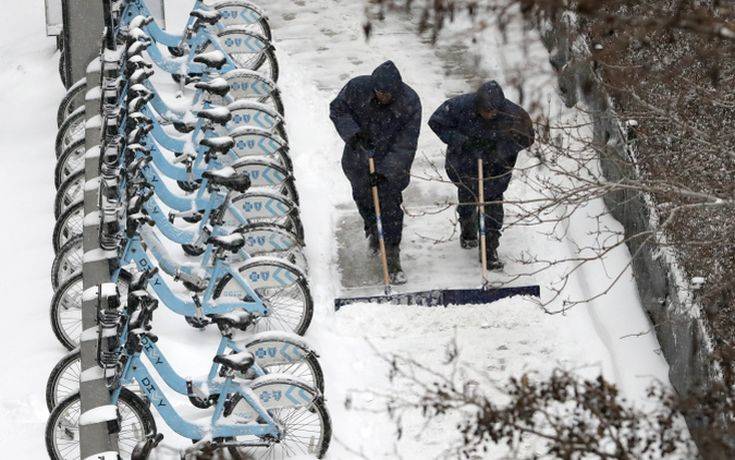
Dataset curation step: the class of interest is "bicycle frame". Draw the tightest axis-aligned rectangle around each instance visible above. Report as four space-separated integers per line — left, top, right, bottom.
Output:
116 234 269 318
135 332 306 399
114 349 280 440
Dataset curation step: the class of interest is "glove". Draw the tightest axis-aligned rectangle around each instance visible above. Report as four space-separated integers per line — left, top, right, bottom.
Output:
368 171 387 187
349 130 375 153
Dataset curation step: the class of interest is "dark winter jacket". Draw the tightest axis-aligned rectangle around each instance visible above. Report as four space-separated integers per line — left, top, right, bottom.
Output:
330 61 422 191
428 81 534 181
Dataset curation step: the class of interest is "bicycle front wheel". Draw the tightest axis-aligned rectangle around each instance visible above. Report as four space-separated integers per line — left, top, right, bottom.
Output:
57 78 87 128
55 170 83 219
51 235 82 290
45 388 155 460
51 273 129 350
55 107 85 158
55 138 85 190
46 351 144 412
53 199 83 253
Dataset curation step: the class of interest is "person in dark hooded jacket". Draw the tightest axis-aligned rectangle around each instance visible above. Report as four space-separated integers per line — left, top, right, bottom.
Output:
428 81 534 269
329 60 422 284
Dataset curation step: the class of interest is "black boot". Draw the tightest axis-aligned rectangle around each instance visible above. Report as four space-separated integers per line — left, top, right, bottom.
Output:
385 244 407 285
486 246 504 271
459 215 478 249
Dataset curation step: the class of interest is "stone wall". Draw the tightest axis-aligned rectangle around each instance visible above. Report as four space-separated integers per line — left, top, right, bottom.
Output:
534 13 723 452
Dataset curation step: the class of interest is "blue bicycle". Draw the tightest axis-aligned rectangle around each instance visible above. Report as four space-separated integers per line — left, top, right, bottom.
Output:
46 288 323 410
46 298 331 459
51 198 313 350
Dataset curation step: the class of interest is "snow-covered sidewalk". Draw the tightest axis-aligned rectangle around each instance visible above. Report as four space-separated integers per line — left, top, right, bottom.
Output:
261 0 673 457
0 2 65 457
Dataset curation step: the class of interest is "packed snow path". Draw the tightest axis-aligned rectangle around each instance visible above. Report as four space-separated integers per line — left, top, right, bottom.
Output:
249 0 672 458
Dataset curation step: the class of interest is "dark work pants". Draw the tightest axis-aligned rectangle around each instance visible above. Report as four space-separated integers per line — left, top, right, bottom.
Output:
350 180 405 247
446 160 511 251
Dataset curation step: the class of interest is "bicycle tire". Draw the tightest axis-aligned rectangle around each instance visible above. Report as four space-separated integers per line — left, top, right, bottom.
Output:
259 352 324 394
227 192 304 241
55 137 85 189
55 107 85 158
211 1 272 41
54 170 83 219
226 383 331 459
51 273 130 350
45 388 155 460
264 89 285 116
46 350 145 412
215 29 279 83
51 235 82 290
56 78 87 127
276 121 288 143
53 199 83 253
49 273 84 350
214 258 313 336
45 350 81 412
58 53 66 88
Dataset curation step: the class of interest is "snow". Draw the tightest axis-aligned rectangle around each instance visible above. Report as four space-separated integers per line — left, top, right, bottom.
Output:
79 405 118 425
0 0 679 458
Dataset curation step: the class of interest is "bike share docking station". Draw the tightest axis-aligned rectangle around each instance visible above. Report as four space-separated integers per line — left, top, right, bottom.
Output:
46 0 164 87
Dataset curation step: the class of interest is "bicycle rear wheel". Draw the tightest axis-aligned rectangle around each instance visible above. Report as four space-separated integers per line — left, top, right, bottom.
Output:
45 388 155 460
212 28 279 82
212 1 272 40
214 258 313 336
226 385 331 459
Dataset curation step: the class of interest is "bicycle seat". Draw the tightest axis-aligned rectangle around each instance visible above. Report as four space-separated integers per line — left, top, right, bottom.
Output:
208 311 253 331
173 112 197 134
128 111 151 124
197 106 232 126
194 78 230 97
129 68 154 85
200 136 235 156
193 50 227 71
213 351 255 374
207 232 246 253
129 84 152 99
202 166 251 193
127 55 152 69
190 9 222 25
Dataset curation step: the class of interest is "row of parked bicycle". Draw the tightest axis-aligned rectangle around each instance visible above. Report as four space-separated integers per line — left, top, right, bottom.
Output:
45 1 331 459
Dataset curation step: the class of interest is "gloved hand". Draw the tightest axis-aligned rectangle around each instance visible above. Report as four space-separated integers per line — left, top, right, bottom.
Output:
350 130 376 153
368 171 387 187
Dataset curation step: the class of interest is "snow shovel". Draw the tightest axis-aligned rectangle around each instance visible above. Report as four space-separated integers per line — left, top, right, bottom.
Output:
334 157 541 310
